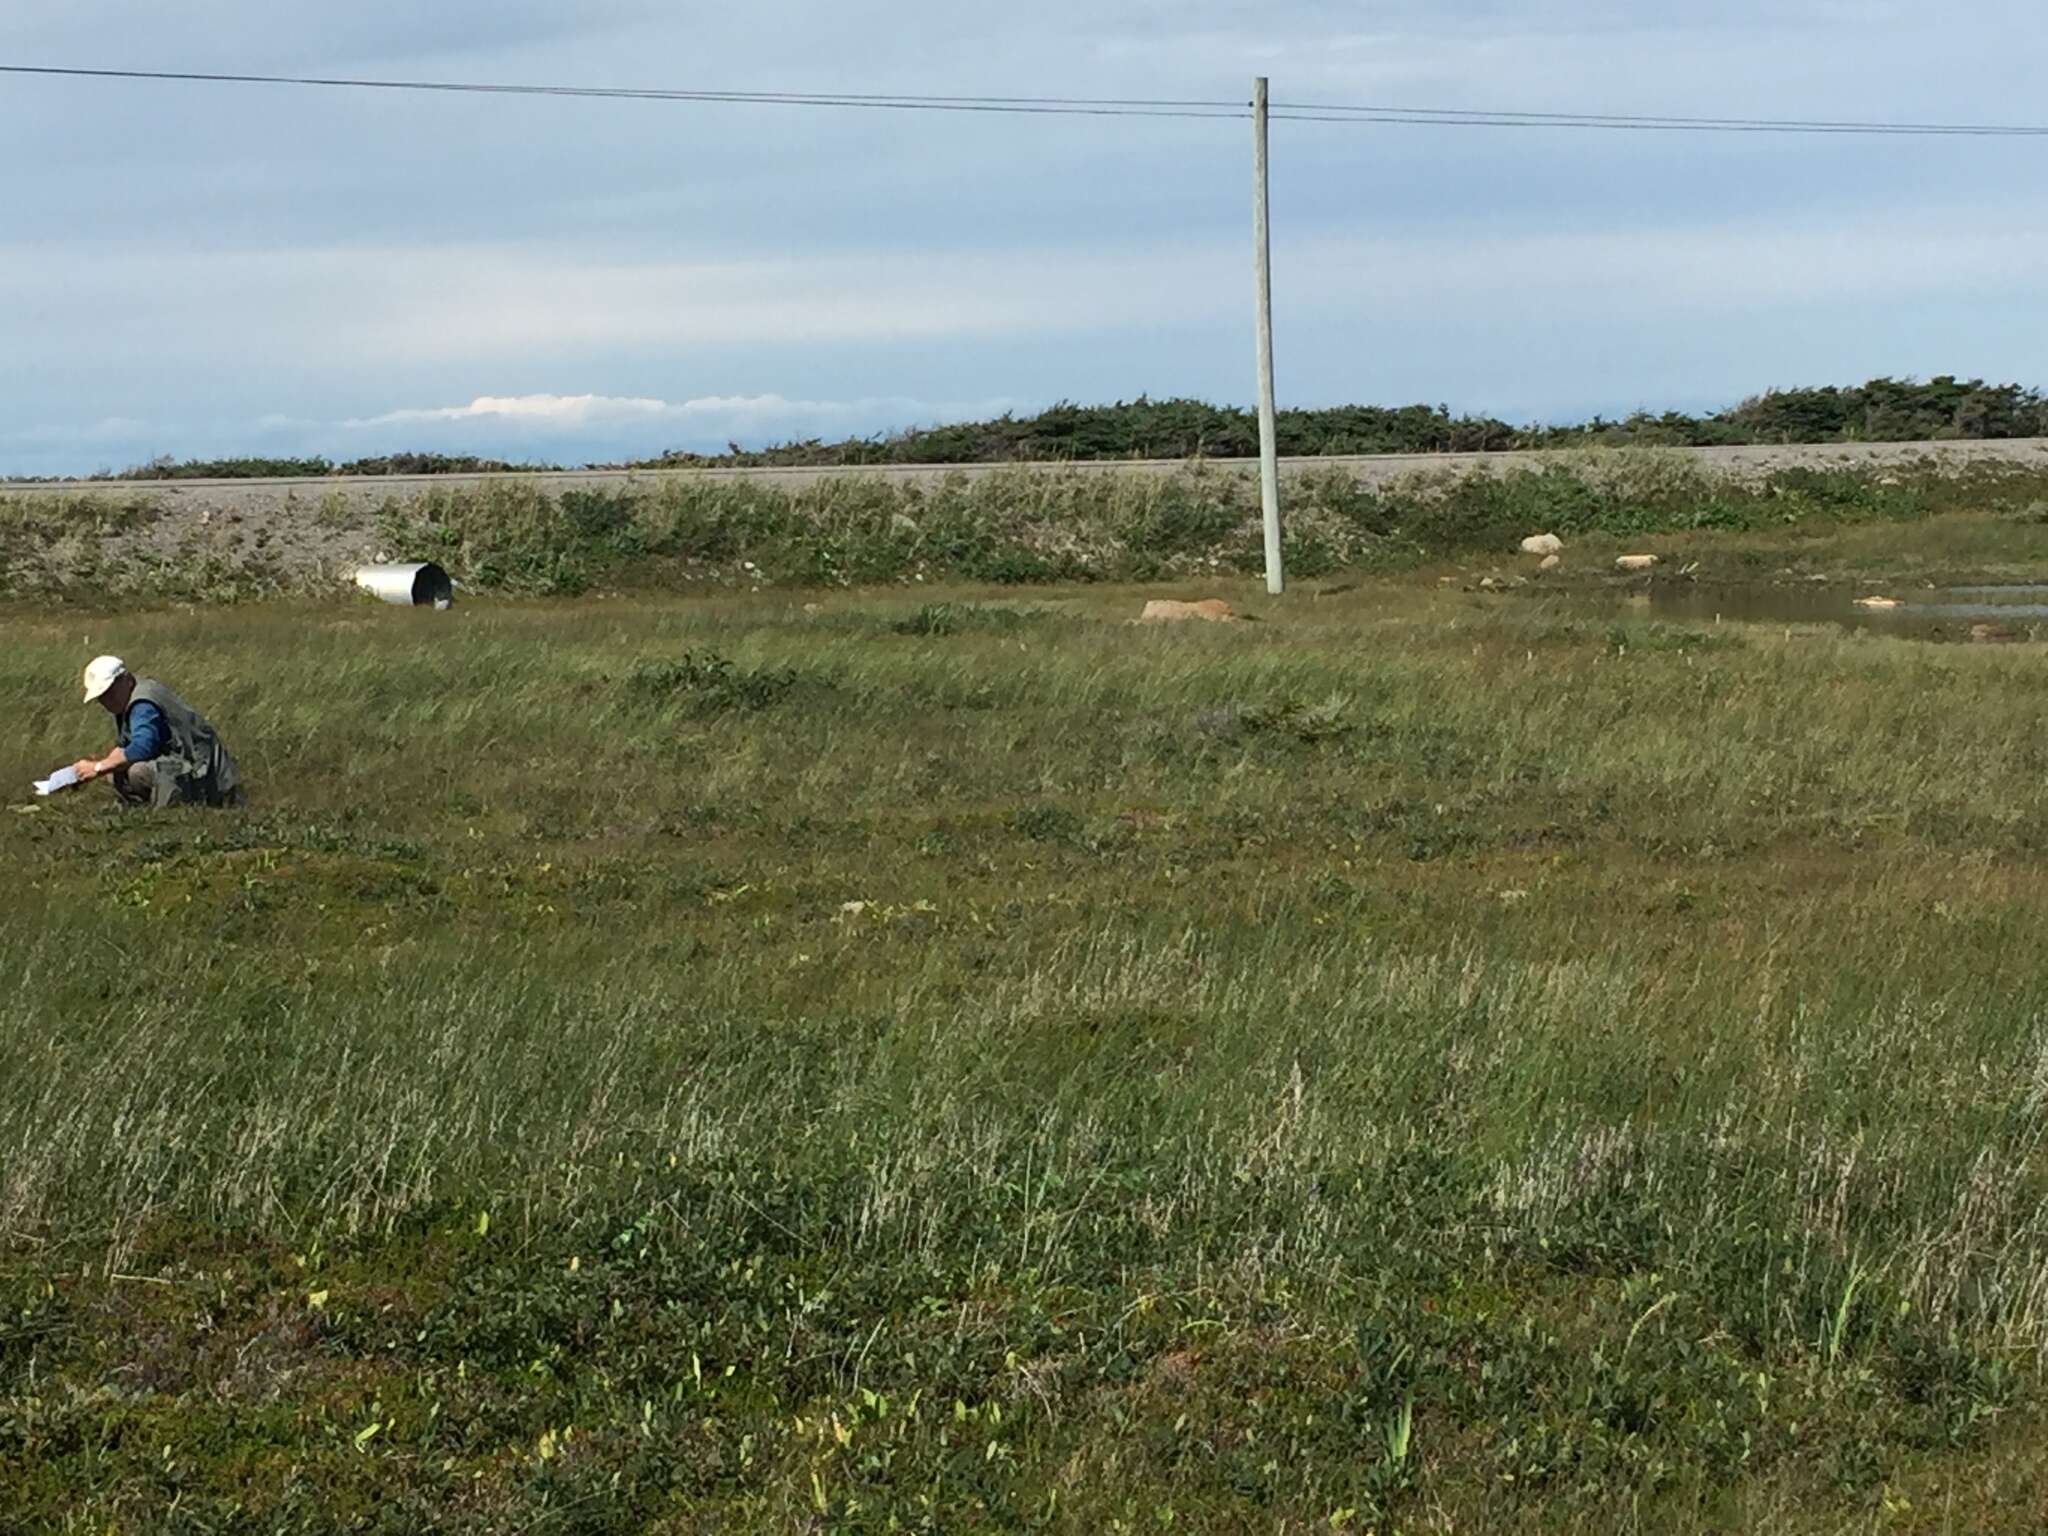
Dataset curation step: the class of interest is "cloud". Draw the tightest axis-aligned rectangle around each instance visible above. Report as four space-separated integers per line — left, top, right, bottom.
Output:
329 391 1020 451
353 394 674 428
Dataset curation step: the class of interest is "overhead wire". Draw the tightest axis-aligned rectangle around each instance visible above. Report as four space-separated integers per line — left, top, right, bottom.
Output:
0 65 1247 120
6 62 2048 137
1270 99 2048 133
1270 104 2048 137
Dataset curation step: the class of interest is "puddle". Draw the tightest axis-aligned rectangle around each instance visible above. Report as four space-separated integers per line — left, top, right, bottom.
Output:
1554 582 2048 640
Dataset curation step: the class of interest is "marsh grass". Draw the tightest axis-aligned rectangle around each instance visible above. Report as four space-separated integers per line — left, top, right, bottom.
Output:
6 580 2048 1528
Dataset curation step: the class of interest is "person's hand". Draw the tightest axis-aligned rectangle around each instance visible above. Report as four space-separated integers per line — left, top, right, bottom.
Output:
70 757 101 781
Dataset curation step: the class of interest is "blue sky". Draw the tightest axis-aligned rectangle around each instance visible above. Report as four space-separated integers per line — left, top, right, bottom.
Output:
4 1 2046 475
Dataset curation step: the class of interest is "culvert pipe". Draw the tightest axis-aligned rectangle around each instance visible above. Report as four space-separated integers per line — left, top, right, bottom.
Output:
354 562 454 608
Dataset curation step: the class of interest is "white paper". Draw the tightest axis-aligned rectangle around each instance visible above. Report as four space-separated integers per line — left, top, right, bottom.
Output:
33 765 80 797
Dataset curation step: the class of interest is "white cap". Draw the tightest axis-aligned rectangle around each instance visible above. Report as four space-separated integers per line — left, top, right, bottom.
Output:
82 655 127 703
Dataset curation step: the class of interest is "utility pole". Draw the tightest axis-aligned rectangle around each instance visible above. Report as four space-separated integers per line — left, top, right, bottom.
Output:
1252 75 1283 595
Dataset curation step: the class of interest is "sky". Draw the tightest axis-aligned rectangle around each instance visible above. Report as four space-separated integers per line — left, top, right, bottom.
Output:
4 1 2046 475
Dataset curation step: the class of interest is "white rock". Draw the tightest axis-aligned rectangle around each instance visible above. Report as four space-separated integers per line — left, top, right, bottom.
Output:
1615 554 1660 572
1520 533 1564 556
1853 595 1900 610
1539 554 1561 572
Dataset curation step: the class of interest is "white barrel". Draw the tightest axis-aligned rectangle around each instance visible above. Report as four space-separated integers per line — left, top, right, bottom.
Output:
354 562 454 608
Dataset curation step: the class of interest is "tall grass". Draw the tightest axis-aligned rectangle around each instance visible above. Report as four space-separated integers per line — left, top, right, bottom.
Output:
5 588 2048 1528
10 453 2048 599
366 457 2048 593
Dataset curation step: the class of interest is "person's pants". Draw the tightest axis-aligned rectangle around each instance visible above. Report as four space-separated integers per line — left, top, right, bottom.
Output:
110 761 158 807
111 759 243 808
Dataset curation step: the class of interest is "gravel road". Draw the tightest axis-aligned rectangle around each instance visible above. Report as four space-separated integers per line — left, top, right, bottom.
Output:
11 438 2048 518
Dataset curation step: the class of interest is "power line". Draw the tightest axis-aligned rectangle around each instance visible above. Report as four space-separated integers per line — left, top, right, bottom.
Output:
1273 100 2048 133
7 63 2048 137
0 65 1247 120
1272 104 2048 137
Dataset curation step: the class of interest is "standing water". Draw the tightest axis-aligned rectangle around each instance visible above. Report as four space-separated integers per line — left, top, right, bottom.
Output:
1570 582 2048 640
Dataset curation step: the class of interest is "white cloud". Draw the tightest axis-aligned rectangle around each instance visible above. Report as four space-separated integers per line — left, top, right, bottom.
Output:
354 393 673 427
339 390 1015 438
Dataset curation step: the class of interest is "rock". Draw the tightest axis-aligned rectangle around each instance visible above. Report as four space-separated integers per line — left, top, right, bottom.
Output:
1853 596 1900 610
1477 576 1504 592
1539 554 1561 572
1615 554 1659 573
1520 533 1564 556
1139 599 1240 624
890 512 920 535
1971 623 2021 644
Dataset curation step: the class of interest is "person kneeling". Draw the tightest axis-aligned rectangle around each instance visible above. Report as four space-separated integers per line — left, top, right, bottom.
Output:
70 655 244 808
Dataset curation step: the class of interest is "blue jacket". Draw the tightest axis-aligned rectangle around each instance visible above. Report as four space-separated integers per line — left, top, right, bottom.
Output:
118 698 167 763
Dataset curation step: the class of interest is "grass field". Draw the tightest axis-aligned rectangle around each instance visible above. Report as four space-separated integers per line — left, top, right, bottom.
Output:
6 524 2048 1530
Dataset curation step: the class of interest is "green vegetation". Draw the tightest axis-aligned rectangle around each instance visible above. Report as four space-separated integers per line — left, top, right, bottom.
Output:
101 451 543 481
30 377 2041 483
641 377 2048 466
12 452 2048 602
5 564 2048 1529
1606 376 2048 449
